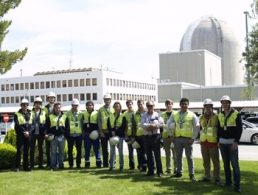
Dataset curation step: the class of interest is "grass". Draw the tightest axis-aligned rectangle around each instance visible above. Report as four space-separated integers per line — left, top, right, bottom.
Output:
0 157 257 195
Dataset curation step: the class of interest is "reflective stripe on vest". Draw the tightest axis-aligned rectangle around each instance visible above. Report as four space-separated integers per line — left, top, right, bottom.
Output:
199 114 218 143
30 110 47 124
99 106 114 130
49 114 66 128
83 110 98 124
66 111 82 134
174 111 194 138
161 111 171 124
134 111 143 136
109 113 124 129
218 111 238 128
124 110 134 136
16 112 32 125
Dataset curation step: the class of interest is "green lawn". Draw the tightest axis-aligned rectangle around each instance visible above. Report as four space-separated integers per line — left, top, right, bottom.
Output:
0 157 257 195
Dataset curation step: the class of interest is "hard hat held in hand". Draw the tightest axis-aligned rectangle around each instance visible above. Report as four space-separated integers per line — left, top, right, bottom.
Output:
132 140 140 149
110 136 119 146
46 134 54 141
89 130 99 140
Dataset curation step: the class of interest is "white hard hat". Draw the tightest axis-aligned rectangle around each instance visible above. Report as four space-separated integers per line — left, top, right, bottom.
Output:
48 91 56 98
89 130 99 140
109 136 119 146
21 98 29 104
220 95 231 103
71 98 79 105
132 141 140 149
46 134 54 141
34 97 43 103
103 93 111 99
203 98 213 106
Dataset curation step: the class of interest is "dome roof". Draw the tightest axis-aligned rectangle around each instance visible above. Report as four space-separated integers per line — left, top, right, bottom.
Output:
180 16 243 85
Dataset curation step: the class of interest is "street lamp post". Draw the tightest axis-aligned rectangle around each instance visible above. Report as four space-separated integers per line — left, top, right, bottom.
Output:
244 11 252 86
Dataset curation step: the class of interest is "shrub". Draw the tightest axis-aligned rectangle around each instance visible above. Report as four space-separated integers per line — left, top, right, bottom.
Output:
0 143 16 169
4 129 16 147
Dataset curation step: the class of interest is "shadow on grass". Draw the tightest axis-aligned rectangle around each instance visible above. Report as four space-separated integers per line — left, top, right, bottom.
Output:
83 167 258 194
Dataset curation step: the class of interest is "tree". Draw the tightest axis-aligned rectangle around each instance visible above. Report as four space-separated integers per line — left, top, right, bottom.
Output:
0 0 27 75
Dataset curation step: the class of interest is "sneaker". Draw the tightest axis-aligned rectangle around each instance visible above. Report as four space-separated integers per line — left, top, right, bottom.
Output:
199 177 211 182
157 173 163 177
190 174 196 182
172 173 182 178
235 188 241 193
215 179 223 186
166 170 172 174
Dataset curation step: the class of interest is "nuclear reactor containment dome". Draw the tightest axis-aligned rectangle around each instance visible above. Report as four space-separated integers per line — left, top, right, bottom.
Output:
180 16 243 85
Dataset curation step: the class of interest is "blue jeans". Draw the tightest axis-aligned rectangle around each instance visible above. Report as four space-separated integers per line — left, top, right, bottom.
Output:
110 137 123 168
84 134 101 165
50 135 65 169
219 143 240 189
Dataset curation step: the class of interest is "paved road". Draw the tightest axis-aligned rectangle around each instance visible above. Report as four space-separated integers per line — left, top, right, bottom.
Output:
123 142 258 161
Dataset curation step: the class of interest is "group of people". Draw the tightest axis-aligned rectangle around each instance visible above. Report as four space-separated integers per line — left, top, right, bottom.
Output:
14 93 242 193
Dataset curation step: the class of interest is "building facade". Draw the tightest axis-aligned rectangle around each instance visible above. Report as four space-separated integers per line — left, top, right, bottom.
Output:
0 67 157 110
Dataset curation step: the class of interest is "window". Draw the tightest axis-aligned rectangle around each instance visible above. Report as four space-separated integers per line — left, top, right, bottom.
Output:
6 97 10 103
74 79 78 87
57 94 61 102
11 97 14 103
1 97 5 104
57 81 61 88
93 93 97 100
30 96 34 103
1 84 5 91
86 78 91 86
35 82 39 89
68 94 73 101
40 95 45 102
68 80 72 87
40 82 45 89
80 93 85 101
15 83 19 90
30 82 34 89
106 78 109 86
10 84 14 91
51 81 55 88
80 79 84 86
86 93 91 100
20 83 24 90
15 96 19 103
6 84 9 91
74 93 78 99
92 78 97 86
62 80 67 88
25 82 29 90
46 81 50 88
63 94 67 101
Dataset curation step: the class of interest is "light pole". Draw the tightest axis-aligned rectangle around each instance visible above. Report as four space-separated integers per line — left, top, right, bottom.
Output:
244 11 252 86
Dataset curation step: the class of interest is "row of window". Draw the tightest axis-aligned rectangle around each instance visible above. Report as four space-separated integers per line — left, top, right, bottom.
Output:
106 78 156 90
1 93 98 104
1 78 98 91
1 93 156 104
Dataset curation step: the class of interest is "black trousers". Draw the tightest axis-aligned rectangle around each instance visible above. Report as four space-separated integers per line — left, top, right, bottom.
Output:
67 135 82 168
45 140 51 167
100 133 109 167
15 134 30 170
127 143 135 169
30 134 44 168
135 136 147 169
143 134 163 175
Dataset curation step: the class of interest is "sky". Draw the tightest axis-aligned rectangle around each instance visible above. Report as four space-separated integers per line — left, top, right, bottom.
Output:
1 0 256 79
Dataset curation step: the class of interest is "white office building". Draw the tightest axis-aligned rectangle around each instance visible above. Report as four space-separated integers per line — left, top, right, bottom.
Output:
0 67 157 111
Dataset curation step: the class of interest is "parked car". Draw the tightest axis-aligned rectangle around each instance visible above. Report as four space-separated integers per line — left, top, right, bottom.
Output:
240 120 258 145
245 117 258 127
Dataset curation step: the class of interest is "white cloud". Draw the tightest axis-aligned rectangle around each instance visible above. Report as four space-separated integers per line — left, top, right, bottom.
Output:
1 0 254 78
